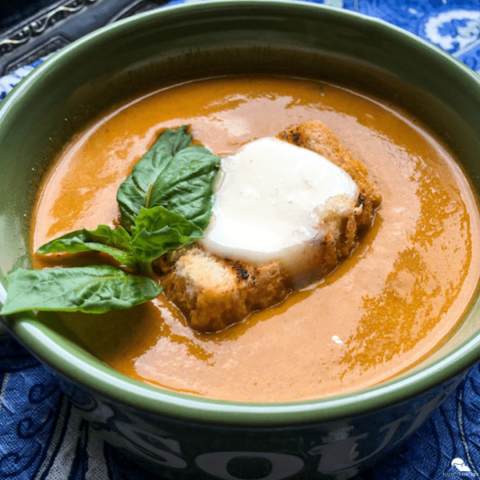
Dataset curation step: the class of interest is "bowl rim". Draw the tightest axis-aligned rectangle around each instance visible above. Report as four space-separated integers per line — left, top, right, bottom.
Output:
2 0 480 426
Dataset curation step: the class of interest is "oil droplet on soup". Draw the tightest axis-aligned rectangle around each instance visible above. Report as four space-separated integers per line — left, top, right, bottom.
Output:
33 76 480 402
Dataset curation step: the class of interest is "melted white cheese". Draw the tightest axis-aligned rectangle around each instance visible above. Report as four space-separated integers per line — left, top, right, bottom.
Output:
201 137 359 283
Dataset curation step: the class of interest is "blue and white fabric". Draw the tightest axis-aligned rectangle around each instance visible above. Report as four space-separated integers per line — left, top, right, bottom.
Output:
1 1 480 478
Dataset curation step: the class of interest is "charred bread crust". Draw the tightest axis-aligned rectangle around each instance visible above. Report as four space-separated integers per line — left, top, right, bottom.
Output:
158 120 381 332
159 249 291 332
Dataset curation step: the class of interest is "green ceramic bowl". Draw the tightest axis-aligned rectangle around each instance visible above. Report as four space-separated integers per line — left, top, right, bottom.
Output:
2 1 480 478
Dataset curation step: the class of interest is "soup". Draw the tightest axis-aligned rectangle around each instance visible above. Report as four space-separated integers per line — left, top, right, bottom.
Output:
32 76 480 402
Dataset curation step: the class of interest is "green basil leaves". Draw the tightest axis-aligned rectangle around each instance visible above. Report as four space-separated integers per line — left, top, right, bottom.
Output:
1 126 221 316
1 266 163 315
131 206 203 275
37 225 137 269
117 125 219 230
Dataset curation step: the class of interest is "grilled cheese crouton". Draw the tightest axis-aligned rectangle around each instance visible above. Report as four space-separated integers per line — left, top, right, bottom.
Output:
160 249 291 332
158 121 381 332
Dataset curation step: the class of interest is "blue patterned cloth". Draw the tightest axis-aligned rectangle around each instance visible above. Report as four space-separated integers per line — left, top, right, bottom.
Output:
1 1 480 478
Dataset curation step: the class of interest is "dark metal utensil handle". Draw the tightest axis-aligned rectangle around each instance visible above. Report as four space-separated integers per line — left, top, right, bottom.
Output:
0 0 169 77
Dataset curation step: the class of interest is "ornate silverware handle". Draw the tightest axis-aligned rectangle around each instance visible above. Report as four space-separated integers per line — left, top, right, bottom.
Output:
0 0 168 76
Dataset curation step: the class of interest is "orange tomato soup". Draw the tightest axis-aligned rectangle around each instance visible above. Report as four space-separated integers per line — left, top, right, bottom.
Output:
32 76 480 402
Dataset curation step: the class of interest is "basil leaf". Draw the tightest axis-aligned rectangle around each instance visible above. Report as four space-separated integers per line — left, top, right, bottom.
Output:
117 126 221 230
0 265 162 315
133 127 192 192
117 126 193 227
37 225 136 269
148 144 221 229
115 176 145 227
131 206 203 274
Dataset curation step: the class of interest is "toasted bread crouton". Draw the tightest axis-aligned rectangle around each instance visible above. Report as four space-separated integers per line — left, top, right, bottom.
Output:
160 249 291 332
159 121 381 332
